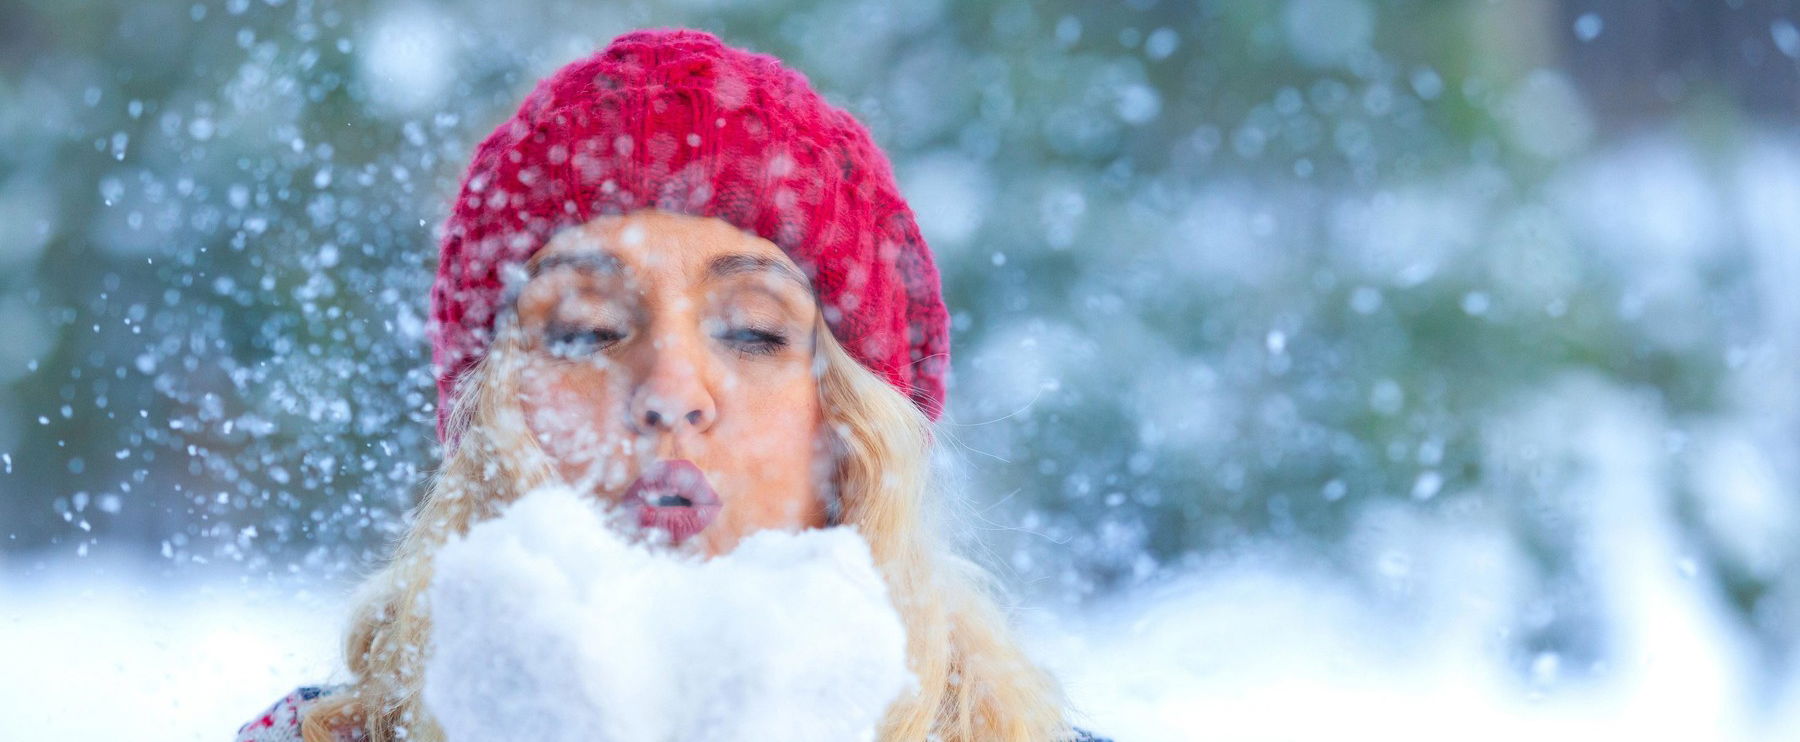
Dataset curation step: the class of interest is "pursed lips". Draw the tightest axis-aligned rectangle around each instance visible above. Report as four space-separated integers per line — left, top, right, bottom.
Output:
622 459 722 545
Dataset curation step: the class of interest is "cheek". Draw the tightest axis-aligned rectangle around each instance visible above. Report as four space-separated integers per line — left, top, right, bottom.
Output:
717 371 826 513
518 367 626 470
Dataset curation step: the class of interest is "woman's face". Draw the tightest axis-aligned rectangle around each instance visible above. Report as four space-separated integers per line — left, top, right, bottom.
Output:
508 210 831 557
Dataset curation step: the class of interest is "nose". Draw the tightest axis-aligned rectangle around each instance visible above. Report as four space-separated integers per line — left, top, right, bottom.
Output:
627 336 717 435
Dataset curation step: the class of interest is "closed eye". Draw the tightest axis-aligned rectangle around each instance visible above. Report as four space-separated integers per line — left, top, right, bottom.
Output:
546 323 625 357
719 326 789 356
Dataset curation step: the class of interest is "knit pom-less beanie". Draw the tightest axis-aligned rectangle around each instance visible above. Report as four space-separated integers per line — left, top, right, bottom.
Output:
428 28 950 445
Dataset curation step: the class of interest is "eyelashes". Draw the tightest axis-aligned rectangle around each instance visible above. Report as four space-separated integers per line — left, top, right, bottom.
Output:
545 321 625 358
719 326 789 357
539 321 790 359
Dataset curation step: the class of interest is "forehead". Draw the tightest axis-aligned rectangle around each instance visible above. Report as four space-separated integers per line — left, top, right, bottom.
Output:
528 210 803 284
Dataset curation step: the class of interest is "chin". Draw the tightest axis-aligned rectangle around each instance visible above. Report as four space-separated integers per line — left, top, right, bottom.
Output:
696 528 741 557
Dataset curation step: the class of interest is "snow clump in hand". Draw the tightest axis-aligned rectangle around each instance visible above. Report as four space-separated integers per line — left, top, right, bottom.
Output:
422 484 914 742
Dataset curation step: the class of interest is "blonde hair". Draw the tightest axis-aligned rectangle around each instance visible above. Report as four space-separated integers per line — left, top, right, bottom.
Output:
303 310 1072 742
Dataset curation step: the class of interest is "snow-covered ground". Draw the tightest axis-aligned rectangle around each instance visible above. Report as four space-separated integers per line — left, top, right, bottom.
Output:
6 513 1796 742
0 556 344 740
4 378 1796 742
1026 376 1800 742
6 562 1791 742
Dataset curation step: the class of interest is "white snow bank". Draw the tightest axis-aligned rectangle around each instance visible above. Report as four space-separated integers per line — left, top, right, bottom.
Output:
422 485 913 742
1024 376 1793 742
10 377 1800 742
0 557 342 742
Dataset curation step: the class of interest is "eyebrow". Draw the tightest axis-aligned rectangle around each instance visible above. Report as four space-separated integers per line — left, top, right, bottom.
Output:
527 252 625 279
706 253 811 293
515 249 812 308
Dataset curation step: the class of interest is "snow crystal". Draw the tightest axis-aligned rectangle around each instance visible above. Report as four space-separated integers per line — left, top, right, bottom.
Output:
1115 83 1162 125
1773 20 1800 59
358 3 454 116
1574 13 1604 43
900 153 993 252
1143 28 1180 61
423 485 914 742
1411 66 1445 100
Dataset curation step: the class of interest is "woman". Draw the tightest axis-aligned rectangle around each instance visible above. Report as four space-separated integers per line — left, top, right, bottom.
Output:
237 28 1107 742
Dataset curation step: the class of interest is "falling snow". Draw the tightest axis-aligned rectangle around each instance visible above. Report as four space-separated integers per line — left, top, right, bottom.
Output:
5 1 1800 741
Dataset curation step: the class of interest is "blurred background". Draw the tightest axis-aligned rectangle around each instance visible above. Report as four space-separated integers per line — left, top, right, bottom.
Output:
3 0 1799 739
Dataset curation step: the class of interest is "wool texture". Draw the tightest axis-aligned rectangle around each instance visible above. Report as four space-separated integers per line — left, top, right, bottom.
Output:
429 28 950 445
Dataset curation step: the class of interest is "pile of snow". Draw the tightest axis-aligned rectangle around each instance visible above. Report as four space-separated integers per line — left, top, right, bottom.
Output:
422 485 913 742
1024 376 1792 742
0 558 342 741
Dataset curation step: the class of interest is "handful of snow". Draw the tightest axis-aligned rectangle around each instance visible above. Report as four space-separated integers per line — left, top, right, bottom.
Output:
422 485 913 742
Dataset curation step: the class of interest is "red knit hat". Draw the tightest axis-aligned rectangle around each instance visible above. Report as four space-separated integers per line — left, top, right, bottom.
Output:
428 28 950 445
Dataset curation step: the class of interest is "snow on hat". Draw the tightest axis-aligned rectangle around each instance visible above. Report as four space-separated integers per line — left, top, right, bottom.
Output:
428 28 950 445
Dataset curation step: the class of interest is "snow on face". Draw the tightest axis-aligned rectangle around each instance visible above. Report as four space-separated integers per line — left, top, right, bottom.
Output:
422 484 914 742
